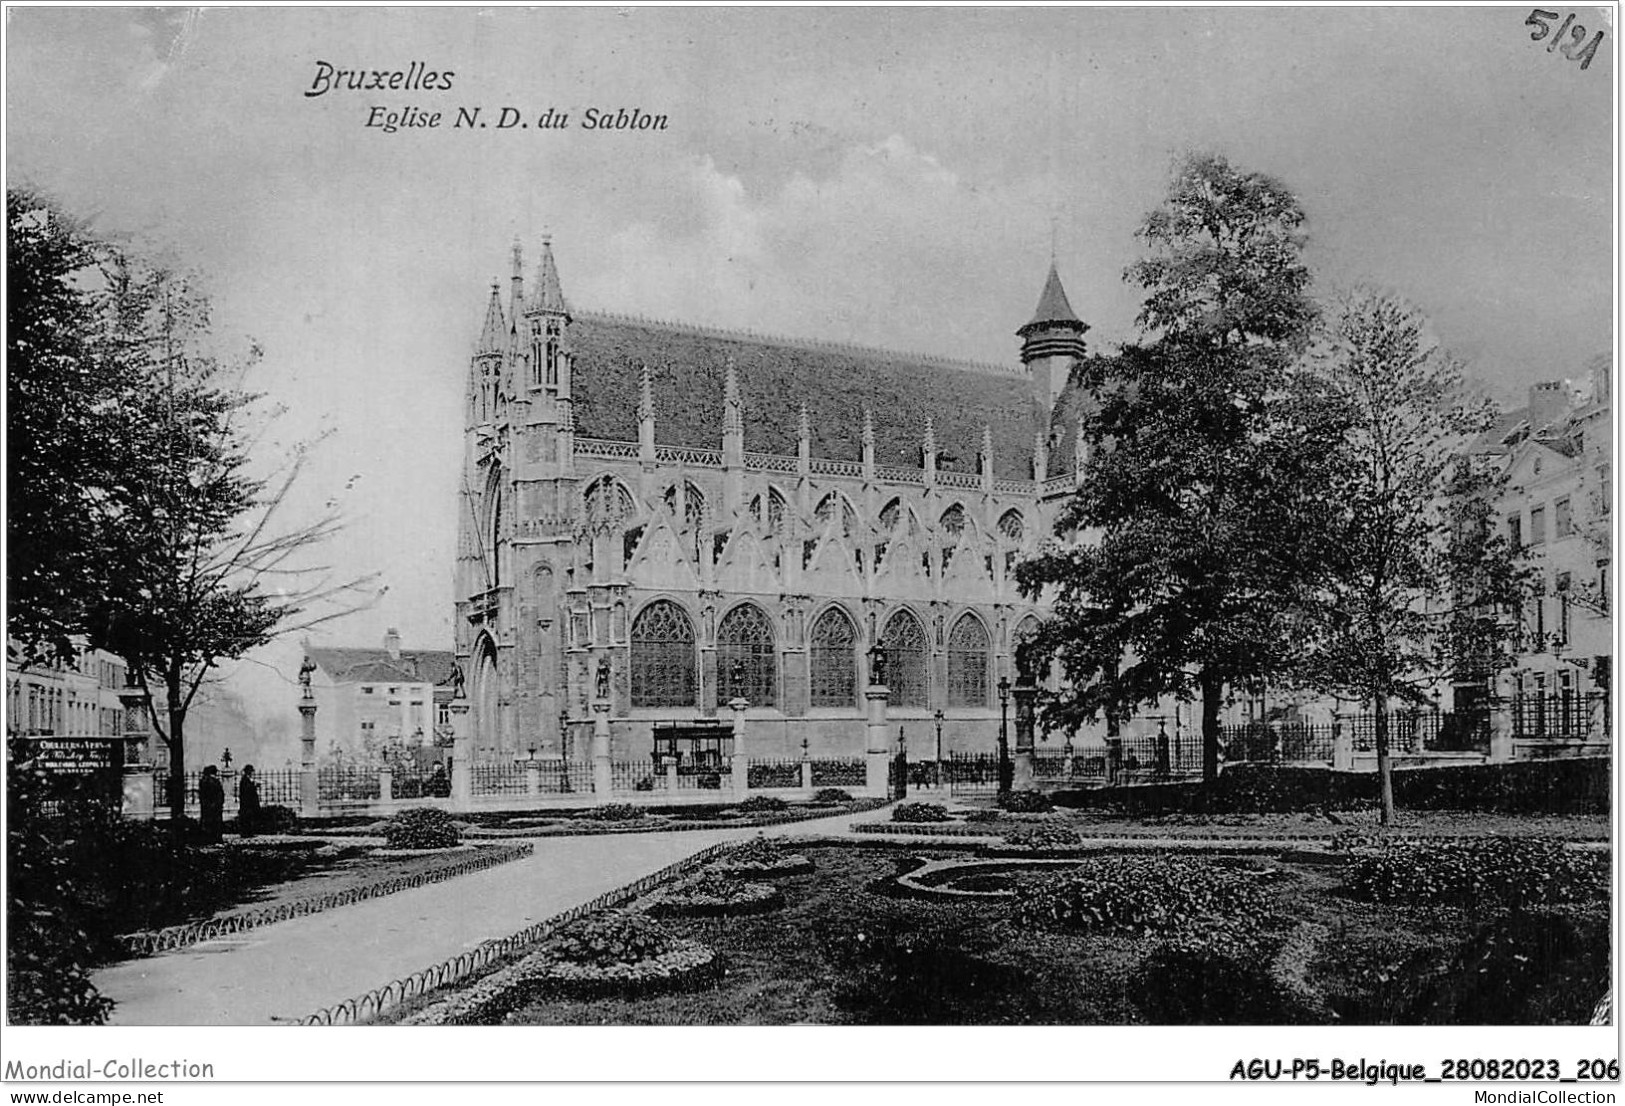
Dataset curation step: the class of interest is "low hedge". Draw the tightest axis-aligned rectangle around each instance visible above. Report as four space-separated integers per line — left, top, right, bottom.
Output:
1016 855 1279 937
1343 837 1609 909
1052 758 1609 816
891 802 951 823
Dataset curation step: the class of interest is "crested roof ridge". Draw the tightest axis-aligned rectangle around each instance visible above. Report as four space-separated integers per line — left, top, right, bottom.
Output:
575 309 1024 378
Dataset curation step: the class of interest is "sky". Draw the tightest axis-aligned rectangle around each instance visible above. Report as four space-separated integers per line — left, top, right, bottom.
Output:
5 5 1615 722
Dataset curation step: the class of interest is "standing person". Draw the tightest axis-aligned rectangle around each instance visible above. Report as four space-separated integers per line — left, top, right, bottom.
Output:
198 765 225 843
237 764 261 837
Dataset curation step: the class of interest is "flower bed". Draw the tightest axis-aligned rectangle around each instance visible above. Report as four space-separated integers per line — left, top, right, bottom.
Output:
649 872 784 917
709 835 815 878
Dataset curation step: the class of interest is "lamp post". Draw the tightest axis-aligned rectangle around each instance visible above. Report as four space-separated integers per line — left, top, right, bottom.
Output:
933 708 944 790
997 675 1012 796
559 710 573 791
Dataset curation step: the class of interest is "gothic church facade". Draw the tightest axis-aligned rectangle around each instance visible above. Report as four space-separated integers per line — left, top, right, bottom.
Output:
453 238 1091 760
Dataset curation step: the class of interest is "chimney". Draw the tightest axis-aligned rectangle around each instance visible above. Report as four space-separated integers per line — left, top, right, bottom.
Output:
1527 381 1569 433
384 628 401 661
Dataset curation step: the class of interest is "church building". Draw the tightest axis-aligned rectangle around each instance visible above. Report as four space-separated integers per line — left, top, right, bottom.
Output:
453 238 1092 761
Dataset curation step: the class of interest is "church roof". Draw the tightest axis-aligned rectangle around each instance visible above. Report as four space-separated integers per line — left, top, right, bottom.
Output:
307 647 458 687
1020 263 1084 334
568 313 1042 480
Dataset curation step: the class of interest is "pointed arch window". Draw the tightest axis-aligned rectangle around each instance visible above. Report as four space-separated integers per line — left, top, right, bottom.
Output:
630 600 697 708
998 510 1025 546
545 319 561 386
717 604 776 707
663 482 706 530
809 607 857 708
947 614 990 708
881 609 929 708
939 504 967 570
814 493 858 538
749 488 788 537
584 475 634 528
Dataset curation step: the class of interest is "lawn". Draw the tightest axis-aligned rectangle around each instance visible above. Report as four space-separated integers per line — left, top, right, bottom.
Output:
446 841 1609 1026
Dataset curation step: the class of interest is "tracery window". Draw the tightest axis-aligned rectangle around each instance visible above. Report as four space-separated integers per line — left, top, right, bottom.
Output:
630 600 697 708
947 613 990 708
717 604 775 707
584 475 634 528
998 510 1025 546
748 488 788 537
814 492 858 538
881 609 929 708
809 607 857 708
545 319 561 386
663 482 706 530
939 504 966 570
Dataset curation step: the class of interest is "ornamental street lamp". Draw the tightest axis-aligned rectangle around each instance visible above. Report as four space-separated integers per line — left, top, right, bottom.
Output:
559 710 573 791
933 708 944 790
997 675 1013 796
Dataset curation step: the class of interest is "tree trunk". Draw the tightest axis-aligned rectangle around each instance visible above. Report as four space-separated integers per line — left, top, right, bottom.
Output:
167 679 187 831
1201 670 1222 783
1374 692 1395 825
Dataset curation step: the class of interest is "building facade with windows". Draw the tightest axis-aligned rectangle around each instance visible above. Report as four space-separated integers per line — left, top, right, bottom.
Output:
5 640 126 741
305 629 460 765
453 239 1094 760
1490 367 1612 741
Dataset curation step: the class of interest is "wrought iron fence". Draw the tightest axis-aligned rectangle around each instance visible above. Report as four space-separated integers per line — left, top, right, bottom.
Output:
1511 693 1608 742
469 762 527 796
1031 752 1109 782
1221 722 1336 764
318 766 381 801
1116 733 1202 780
809 758 865 787
946 751 1000 794
674 768 728 790
254 769 304 806
746 759 802 789
611 760 659 792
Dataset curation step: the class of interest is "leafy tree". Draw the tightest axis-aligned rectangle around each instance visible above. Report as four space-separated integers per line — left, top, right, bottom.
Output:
7 189 121 663
7 188 375 822
78 258 376 822
1299 287 1527 822
1018 152 1336 781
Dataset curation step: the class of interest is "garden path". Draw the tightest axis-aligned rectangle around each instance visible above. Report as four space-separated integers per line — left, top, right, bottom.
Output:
92 806 876 1026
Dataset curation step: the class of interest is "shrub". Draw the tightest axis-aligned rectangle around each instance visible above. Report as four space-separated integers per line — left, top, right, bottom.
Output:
998 789 1054 813
891 802 950 823
1135 934 1314 1024
652 872 783 916
1343 837 1609 909
586 803 645 822
727 835 787 865
633 776 655 791
1016 855 1276 937
1002 824 1082 850
740 794 788 813
813 788 853 804
544 910 675 968
963 808 1002 823
259 805 299 834
382 807 461 849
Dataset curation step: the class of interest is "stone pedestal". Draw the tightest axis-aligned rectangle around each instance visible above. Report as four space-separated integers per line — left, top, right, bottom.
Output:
121 764 155 821
1489 680 1515 763
591 698 614 798
1331 712 1354 772
1012 681 1038 791
379 767 394 803
729 697 750 800
666 761 680 793
450 701 473 811
800 751 813 792
525 761 541 797
299 701 320 817
865 685 891 797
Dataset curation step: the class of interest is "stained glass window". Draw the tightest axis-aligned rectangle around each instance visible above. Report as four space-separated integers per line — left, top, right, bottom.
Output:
717 603 775 707
881 609 929 708
809 607 857 708
998 509 1025 545
947 614 990 707
630 600 697 708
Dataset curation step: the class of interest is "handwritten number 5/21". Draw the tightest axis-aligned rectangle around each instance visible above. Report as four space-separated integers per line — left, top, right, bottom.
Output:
1526 9 1604 70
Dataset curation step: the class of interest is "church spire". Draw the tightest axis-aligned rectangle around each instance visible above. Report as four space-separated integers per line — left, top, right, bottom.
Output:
476 281 505 355
532 233 569 318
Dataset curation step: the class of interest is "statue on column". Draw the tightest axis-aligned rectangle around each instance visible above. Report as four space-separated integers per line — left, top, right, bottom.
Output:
595 655 611 702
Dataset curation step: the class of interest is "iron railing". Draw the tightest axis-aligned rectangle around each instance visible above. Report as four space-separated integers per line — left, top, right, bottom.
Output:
746 759 802 788
809 758 865 787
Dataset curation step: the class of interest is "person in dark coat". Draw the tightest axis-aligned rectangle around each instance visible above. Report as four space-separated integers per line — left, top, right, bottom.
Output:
237 764 261 837
198 765 225 842
427 762 450 798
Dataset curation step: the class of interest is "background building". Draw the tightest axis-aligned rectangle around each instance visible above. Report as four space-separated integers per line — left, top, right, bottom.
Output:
305 629 459 766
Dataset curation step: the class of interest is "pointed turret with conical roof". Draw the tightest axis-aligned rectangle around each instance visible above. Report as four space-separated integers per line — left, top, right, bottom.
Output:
531 233 570 319
476 281 506 355
1017 260 1089 417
